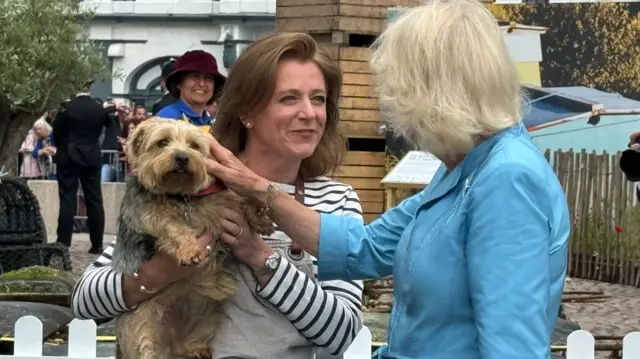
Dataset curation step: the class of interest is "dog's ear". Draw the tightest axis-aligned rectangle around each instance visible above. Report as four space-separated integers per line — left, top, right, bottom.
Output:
126 120 153 162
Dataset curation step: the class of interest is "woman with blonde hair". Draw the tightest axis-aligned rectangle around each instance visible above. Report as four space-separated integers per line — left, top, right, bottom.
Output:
71 32 363 358
204 0 570 358
31 117 57 180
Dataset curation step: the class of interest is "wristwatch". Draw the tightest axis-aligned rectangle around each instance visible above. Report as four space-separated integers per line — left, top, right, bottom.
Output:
253 252 281 277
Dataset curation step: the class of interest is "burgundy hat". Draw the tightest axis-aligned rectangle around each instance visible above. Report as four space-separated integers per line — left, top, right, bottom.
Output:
165 50 226 103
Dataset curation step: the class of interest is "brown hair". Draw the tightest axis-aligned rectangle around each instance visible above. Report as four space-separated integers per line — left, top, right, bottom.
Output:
212 32 345 180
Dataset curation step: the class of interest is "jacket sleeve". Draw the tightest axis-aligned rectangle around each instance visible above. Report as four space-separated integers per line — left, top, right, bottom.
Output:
466 162 551 359
20 132 35 153
317 189 425 281
71 242 130 320
32 139 43 159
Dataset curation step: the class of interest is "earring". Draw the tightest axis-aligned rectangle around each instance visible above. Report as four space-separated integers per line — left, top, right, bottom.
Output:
246 122 253 129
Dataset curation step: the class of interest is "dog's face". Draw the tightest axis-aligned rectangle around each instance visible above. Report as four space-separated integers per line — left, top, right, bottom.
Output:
127 117 214 195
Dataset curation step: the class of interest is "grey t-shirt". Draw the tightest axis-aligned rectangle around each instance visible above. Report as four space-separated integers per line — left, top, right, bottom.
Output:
211 239 316 359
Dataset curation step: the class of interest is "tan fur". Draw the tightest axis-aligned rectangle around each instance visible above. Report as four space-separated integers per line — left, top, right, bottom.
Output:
115 118 274 359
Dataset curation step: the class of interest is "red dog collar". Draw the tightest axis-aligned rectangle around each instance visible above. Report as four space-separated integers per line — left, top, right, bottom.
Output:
197 180 227 196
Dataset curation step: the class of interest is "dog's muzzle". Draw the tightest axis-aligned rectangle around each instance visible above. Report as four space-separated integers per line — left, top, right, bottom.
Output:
173 152 189 172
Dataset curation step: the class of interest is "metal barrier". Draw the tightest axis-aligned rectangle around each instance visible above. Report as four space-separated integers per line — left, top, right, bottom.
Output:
16 150 128 183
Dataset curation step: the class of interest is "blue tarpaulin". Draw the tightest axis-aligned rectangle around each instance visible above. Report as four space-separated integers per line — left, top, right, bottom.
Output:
521 86 640 130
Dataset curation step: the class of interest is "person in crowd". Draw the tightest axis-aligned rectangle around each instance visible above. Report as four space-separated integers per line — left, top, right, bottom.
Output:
156 50 225 133
71 32 364 359
203 2 571 358
43 108 58 125
100 101 124 182
151 59 178 115
206 100 218 122
53 80 112 254
31 118 57 180
133 105 148 123
18 127 39 179
18 113 53 179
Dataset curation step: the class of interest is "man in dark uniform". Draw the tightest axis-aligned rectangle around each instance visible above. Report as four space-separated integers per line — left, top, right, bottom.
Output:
151 59 178 115
53 80 111 253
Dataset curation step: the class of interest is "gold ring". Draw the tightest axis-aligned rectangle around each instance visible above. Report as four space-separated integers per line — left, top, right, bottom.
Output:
235 227 244 237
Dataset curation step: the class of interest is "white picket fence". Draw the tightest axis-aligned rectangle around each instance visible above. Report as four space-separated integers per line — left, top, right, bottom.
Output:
3 316 640 358
0 316 372 359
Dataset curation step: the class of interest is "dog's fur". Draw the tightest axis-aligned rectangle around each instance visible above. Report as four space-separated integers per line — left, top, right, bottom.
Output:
111 118 274 359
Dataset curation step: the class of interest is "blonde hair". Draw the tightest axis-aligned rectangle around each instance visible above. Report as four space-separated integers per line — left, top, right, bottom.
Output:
370 0 522 162
213 32 345 179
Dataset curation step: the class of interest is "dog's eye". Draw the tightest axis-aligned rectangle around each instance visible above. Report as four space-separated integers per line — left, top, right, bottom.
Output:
157 139 169 147
190 142 200 150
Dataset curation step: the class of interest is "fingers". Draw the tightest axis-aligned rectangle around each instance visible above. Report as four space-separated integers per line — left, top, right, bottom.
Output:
221 208 244 223
204 157 226 177
630 131 640 147
195 247 212 268
220 217 240 235
196 232 214 247
208 137 233 162
220 232 238 247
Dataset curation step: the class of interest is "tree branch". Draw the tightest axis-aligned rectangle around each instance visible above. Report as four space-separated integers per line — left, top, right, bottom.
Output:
39 76 60 113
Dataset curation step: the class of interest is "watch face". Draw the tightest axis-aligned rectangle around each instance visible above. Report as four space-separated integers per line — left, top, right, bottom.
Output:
266 256 278 270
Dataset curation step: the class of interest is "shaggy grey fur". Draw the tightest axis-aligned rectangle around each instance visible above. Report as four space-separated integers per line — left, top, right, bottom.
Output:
111 176 160 275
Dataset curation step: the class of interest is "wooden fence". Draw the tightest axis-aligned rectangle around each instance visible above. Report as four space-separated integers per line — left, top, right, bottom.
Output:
0 316 372 359
545 149 640 286
3 316 640 359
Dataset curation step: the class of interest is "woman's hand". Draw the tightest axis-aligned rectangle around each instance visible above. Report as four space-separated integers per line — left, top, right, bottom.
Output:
122 233 215 307
630 131 640 148
204 137 269 201
219 208 274 271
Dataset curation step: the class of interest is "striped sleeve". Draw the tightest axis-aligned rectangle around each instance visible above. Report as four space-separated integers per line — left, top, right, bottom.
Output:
257 181 365 356
71 242 130 320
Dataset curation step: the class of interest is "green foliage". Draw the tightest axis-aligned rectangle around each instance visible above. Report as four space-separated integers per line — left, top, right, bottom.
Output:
487 3 640 100
0 0 107 114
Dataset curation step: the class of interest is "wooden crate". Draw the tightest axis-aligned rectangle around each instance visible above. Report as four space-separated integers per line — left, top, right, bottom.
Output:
276 1 389 38
331 151 386 224
326 46 383 139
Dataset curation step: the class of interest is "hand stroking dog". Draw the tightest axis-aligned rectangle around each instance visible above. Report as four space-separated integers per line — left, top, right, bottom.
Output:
111 118 274 359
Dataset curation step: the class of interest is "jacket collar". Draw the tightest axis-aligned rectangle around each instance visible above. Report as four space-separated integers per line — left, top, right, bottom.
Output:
420 122 528 206
175 99 210 121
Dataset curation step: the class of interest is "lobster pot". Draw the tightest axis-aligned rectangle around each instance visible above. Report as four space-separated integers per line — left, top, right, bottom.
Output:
0 175 71 274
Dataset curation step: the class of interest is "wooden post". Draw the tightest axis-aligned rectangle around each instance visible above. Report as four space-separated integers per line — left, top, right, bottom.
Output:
276 0 422 223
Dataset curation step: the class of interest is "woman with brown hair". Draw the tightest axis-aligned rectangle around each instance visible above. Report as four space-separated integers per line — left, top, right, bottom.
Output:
71 32 364 359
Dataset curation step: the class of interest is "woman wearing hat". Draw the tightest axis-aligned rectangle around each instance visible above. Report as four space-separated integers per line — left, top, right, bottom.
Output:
156 50 226 133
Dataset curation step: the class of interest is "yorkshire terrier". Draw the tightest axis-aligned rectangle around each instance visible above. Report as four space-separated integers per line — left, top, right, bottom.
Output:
111 118 274 359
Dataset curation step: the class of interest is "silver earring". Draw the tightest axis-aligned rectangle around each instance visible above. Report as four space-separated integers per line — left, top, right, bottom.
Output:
246 122 253 129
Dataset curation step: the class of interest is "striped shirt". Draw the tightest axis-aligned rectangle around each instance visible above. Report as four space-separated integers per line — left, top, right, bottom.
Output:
71 176 364 356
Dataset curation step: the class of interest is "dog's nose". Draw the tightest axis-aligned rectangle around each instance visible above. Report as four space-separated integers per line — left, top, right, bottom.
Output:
174 152 189 168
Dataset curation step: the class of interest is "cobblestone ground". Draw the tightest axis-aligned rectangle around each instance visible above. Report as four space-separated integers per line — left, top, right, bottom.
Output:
57 234 640 357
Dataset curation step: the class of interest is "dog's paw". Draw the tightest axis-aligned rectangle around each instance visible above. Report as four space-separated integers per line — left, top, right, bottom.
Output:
175 241 208 266
184 346 212 359
252 217 275 237
243 203 275 236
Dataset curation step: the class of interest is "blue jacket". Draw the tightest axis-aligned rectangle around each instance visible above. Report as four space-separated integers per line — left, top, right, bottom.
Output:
156 99 212 133
32 134 55 159
318 123 570 359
